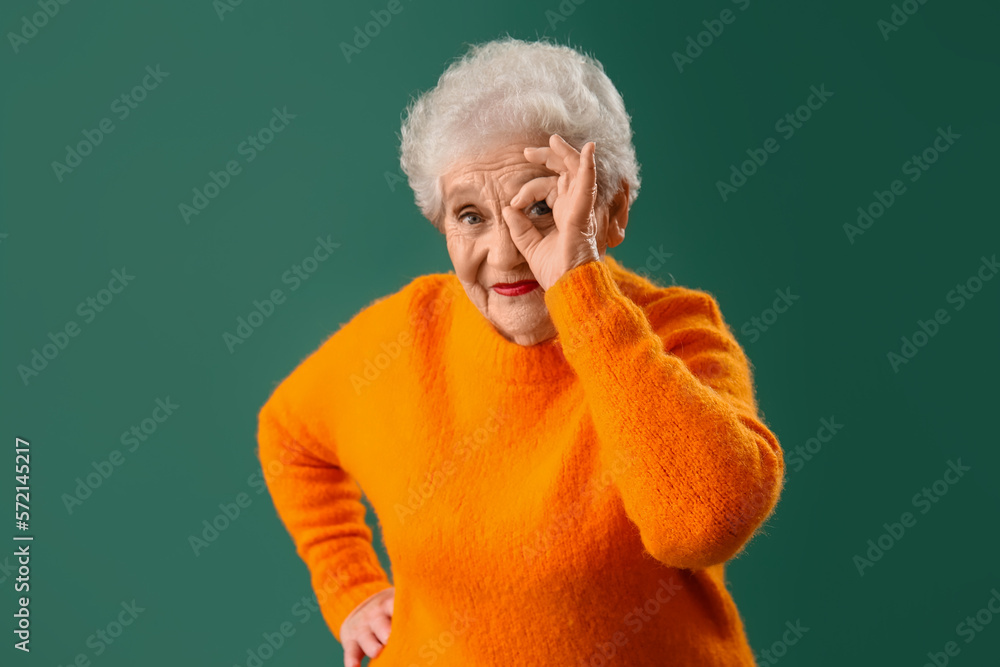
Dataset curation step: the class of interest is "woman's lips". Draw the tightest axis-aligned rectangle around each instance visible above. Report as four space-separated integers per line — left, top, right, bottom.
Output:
492 280 539 296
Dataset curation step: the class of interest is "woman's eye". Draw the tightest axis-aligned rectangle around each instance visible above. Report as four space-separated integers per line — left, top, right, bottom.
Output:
528 201 552 216
459 211 483 225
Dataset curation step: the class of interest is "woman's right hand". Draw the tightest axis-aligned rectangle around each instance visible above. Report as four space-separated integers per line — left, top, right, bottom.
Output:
340 587 395 667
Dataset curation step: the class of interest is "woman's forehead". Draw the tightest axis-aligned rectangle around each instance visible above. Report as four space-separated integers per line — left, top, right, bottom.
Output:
442 148 553 198
445 163 546 191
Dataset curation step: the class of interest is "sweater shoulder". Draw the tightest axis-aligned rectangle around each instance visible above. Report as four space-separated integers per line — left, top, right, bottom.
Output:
604 254 726 332
604 255 756 409
258 270 457 426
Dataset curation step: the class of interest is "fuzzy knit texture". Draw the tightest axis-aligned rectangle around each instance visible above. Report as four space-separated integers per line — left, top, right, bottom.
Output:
256 254 786 666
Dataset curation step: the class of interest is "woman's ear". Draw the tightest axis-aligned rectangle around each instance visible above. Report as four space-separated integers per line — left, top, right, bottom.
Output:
606 181 630 248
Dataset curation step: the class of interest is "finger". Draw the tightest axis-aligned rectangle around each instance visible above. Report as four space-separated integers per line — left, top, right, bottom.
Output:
343 641 364 667
567 142 597 229
356 629 385 659
383 595 394 617
509 176 557 209
502 205 545 258
371 613 393 644
549 134 581 175
522 146 548 164
524 146 569 174
576 142 596 192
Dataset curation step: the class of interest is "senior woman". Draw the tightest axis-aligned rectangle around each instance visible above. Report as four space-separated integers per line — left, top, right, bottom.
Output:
257 37 785 666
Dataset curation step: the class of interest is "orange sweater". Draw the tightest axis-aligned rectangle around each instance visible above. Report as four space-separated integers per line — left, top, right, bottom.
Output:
256 254 785 666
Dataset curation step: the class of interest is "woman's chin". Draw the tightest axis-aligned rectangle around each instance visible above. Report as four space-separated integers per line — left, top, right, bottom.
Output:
486 306 557 346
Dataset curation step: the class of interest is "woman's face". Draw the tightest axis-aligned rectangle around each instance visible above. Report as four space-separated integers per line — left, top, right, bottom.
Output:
438 137 616 347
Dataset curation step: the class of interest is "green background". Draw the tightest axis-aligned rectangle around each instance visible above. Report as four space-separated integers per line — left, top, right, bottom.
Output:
2 0 998 665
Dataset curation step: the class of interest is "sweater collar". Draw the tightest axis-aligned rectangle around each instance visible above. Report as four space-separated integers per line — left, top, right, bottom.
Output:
445 278 572 386
443 255 625 385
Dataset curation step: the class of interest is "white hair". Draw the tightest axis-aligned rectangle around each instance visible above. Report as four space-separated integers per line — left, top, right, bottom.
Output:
398 35 641 229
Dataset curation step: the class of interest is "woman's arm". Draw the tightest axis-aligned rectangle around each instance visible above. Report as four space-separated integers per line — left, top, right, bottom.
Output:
257 400 392 642
544 259 786 571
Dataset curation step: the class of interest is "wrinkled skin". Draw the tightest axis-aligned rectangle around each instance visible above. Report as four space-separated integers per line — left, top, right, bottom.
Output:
439 133 630 346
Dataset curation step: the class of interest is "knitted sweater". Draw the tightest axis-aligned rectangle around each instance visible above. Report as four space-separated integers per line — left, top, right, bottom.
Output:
256 254 785 666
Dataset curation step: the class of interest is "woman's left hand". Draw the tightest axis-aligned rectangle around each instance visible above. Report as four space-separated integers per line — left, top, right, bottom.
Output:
502 134 602 292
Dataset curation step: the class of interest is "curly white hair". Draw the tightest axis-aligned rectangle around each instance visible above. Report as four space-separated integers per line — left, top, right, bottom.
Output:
398 35 642 229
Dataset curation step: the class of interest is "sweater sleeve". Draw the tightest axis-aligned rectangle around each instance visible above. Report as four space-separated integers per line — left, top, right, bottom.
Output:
543 258 786 571
256 397 392 642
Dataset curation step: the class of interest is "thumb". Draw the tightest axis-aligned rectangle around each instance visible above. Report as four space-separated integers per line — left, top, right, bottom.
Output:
502 205 543 260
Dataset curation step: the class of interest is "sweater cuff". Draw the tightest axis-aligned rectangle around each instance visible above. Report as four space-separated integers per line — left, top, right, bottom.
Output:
317 563 393 643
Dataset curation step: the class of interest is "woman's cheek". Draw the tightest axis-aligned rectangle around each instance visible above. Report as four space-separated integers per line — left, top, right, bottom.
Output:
446 233 478 276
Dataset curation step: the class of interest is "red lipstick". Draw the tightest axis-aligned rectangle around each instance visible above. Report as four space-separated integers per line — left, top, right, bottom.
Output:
492 280 539 296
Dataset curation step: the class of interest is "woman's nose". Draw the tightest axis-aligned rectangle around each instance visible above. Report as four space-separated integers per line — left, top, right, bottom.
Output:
490 212 524 268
